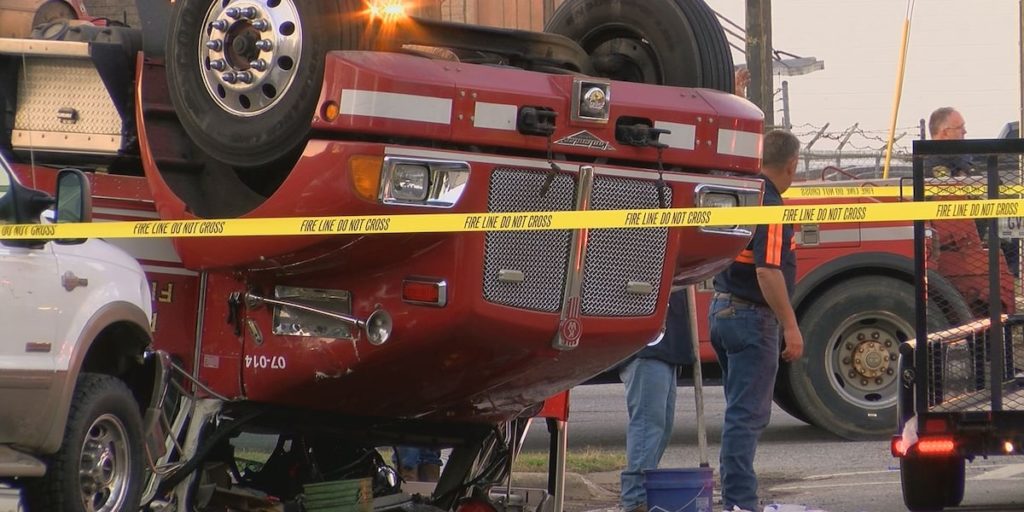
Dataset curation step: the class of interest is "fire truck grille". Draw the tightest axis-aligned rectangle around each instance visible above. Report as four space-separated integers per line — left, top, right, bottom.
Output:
582 178 670 316
483 169 574 312
483 169 670 317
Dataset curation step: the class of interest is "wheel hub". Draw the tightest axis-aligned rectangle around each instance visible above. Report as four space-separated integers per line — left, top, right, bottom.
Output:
78 414 130 512
831 315 905 403
199 0 302 116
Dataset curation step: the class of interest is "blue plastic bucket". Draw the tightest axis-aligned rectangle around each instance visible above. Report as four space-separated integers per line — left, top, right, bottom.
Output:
643 467 714 512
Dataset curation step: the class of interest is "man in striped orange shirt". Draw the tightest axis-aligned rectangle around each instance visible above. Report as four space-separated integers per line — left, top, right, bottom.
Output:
708 129 804 512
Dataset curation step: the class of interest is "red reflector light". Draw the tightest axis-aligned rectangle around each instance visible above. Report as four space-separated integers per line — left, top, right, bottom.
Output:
402 279 447 306
916 437 956 456
924 418 948 433
891 435 908 457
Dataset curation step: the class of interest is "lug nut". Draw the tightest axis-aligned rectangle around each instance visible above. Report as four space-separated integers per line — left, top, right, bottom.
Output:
210 19 228 31
225 6 256 19
861 379 869 386
872 332 880 339
843 357 851 365
209 59 227 71
252 19 270 31
255 39 273 51
887 368 895 375
236 70 254 83
849 371 857 378
249 59 267 71
885 339 893 347
206 39 223 51
221 71 238 84
857 333 865 341
845 342 854 350
875 378 883 385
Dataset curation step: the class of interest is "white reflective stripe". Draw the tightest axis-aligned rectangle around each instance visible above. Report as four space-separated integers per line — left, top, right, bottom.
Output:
383 146 761 188
653 121 696 150
340 90 452 125
717 128 761 158
141 265 198 277
94 207 160 219
104 237 183 264
473 102 518 131
808 226 914 245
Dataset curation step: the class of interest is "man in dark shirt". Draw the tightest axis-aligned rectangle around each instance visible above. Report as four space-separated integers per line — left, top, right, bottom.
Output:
709 129 804 512
924 107 974 178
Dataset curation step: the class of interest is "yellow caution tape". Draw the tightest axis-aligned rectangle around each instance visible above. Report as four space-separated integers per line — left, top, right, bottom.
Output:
0 198 1022 240
784 183 1024 199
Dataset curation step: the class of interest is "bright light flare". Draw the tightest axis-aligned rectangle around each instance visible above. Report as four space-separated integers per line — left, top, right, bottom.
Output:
366 0 408 23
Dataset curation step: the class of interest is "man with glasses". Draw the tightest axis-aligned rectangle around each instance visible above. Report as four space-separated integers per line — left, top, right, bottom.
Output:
926 106 975 177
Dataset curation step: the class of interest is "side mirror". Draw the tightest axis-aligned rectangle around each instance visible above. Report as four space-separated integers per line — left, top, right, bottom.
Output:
55 169 92 224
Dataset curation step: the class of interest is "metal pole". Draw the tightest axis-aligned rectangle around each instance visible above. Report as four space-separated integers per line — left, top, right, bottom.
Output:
781 80 791 130
1020 0 1023 132
745 0 774 129
686 286 709 467
988 156 1005 411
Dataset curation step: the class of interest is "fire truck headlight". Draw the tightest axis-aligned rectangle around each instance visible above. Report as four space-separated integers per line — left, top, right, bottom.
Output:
699 192 738 209
380 157 470 207
390 164 430 201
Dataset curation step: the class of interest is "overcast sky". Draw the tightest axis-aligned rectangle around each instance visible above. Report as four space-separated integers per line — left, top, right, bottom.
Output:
710 0 1020 150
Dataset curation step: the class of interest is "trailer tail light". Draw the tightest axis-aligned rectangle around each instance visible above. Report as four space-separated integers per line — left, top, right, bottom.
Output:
403 278 447 307
891 435 907 457
891 435 956 457
456 498 497 512
916 437 956 456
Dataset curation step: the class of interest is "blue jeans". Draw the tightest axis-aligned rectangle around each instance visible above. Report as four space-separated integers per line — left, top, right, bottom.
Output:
619 357 678 510
395 446 442 470
708 296 780 512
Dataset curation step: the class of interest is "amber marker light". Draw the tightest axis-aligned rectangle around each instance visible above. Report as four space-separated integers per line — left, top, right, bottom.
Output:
349 155 384 201
322 101 340 122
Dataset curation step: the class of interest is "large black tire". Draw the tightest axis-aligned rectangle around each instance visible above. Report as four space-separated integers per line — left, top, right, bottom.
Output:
901 454 965 511
24 373 145 512
785 276 969 440
545 0 734 92
166 0 362 168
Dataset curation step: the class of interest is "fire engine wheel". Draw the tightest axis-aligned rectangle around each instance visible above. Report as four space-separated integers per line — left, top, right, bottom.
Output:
166 0 362 168
788 276 955 440
23 373 145 512
900 454 965 510
545 0 734 92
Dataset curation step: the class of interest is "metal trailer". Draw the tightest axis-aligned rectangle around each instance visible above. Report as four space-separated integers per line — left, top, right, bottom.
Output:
894 137 1024 511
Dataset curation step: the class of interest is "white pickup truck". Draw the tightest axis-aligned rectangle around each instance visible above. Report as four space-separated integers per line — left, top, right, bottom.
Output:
0 153 160 512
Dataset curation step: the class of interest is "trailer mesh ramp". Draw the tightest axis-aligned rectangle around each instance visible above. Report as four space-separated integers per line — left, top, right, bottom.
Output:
925 316 1024 412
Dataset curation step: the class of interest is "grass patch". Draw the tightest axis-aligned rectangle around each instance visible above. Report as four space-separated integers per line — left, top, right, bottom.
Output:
514 447 626 474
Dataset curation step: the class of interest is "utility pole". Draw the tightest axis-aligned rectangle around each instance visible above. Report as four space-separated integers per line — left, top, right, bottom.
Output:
746 0 774 129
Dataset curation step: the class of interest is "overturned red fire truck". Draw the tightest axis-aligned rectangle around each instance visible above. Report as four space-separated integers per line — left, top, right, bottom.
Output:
0 0 764 510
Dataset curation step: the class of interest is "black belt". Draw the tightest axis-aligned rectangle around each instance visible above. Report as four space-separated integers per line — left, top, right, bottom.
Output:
713 292 764 307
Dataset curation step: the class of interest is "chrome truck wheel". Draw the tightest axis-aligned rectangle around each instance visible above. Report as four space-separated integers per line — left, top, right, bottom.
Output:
198 0 303 117
785 276 968 440
24 373 144 512
166 0 363 169
545 0 734 92
78 413 133 511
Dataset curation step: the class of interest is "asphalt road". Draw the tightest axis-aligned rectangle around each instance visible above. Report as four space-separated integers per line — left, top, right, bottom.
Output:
523 384 1024 512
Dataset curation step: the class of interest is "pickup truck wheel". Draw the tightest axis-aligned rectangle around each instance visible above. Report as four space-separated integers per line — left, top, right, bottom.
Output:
787 276 957 440
545 0 734 92
900 454 965 510
23 373 144 512
166 0 362 168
